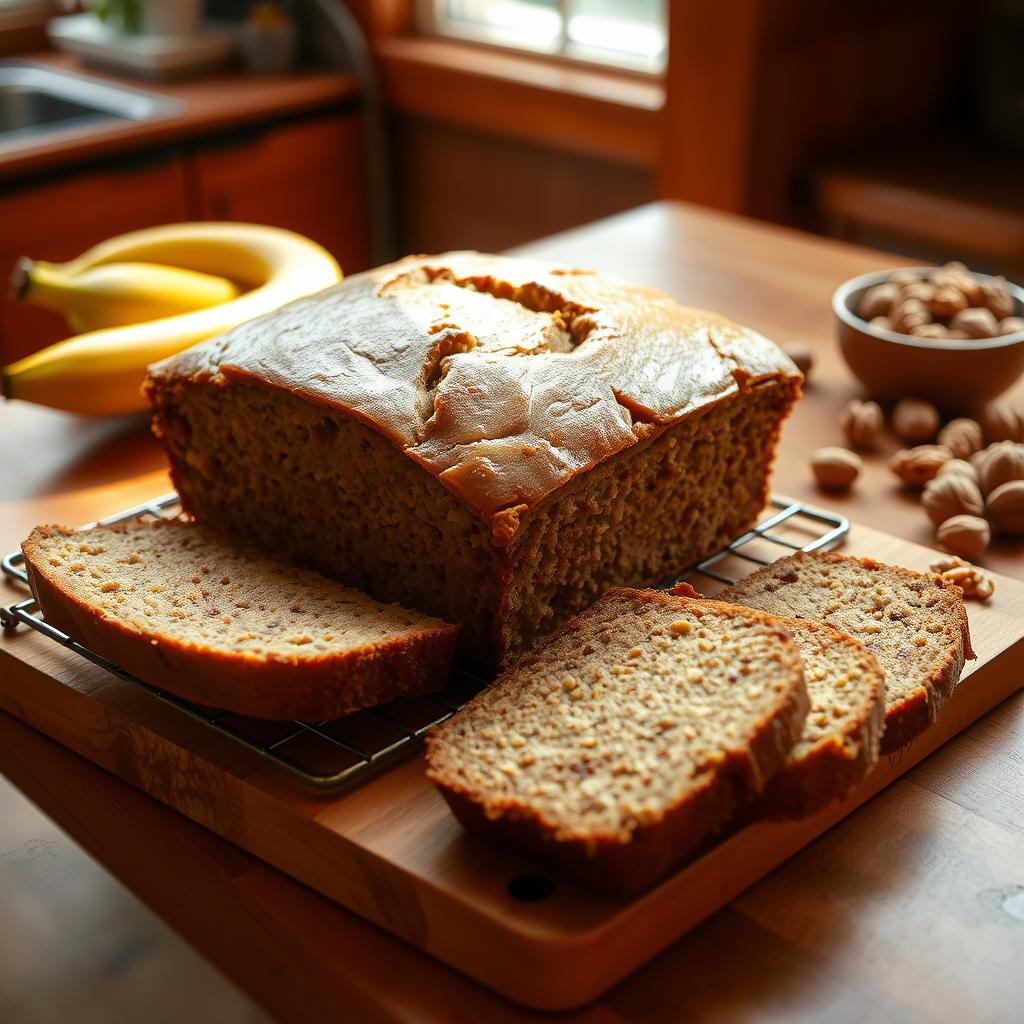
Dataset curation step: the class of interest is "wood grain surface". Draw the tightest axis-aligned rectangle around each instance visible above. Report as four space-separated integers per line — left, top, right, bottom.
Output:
2 201 1023 1021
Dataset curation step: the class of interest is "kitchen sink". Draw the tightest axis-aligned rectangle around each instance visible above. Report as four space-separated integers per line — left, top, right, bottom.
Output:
0 61 178 150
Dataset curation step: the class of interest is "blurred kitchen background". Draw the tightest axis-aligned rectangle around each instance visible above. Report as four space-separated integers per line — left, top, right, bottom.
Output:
0 0 1021 1019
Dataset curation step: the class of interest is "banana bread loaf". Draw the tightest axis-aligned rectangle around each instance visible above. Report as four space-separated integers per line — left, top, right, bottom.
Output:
145 253 801 669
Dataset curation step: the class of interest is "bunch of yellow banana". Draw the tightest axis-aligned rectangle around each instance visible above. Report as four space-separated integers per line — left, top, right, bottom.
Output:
2 222 341 416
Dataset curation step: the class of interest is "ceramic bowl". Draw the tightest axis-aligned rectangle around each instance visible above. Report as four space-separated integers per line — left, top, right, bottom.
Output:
833 268 1024 412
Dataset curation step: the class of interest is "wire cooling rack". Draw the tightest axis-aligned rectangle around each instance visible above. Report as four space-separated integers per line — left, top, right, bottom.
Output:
2 494 847 792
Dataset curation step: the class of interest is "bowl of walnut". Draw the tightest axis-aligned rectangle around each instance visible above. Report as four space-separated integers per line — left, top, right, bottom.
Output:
833 262 1024 410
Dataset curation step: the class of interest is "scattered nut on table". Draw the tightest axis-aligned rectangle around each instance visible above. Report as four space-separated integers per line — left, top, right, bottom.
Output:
811 447 861 491
981 401 1024 443
977 441 1024 496
986 480 1024 536
892 398 940 443
889 445 952 487
936 514 991 559
929 555 995 600
936 458 979 485
937 418 984 460
839 398 883 449
922 474 984 526
782 343 813 379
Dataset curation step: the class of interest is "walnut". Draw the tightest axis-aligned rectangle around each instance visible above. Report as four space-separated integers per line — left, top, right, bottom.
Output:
869 315 892 331
892 398 940 443
936 458 979 485
978 441 1024 496
981 401 1024 443
839 399 883 449
859 282 899 319
937 418 984 460
782 343 813 378
890 297 932 334
910 323 950 339
999 316 1024 336
900 281 935 305
889 445 952 487
936 514 990 559
986 480 1024 536
811 447 861 491
929 555 995 600
929 286 968 319
933 263 983 305
980 276 1014 321
922 474 984 526
950 307 999 339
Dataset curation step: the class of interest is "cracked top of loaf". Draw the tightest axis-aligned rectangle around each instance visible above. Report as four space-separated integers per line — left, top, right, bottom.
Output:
148 252 801 533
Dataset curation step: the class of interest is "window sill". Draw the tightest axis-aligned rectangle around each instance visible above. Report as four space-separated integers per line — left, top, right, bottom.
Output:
374 37 663 169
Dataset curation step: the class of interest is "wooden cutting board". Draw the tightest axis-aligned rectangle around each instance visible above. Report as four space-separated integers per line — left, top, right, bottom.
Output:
2 518 1023 1012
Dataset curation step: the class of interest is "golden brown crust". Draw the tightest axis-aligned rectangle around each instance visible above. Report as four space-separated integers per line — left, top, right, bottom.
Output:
146 252 801 543
427 588 810 895
23 524 459 721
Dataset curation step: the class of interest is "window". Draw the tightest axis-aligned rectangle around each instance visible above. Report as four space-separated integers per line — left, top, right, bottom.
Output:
421 1 668 74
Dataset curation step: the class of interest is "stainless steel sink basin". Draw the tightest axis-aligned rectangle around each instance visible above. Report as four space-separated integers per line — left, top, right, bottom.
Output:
0 61 178 150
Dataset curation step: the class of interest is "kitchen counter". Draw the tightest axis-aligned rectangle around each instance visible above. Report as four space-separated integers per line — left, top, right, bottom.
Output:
0 51 360 183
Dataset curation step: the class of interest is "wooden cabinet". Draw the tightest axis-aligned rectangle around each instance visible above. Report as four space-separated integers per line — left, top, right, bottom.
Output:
0 111 370 366
188 114 370 279
0 157 190 365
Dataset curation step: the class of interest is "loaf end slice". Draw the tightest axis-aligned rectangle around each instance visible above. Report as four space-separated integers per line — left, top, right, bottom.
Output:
426 588 809 895
22 519 459 721
719 551 973 753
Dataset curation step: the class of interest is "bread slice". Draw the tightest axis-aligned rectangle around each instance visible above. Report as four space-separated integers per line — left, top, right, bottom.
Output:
426 587 809 895
672 582 885 818
22 519 459 721
719 551 974 753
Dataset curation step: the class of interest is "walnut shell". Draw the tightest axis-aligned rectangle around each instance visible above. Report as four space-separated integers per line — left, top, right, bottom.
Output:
890 297 932 334
839 398 883 450
937 418 984 460
986 480 1024 536
981 402 1024 443
888 445 952 487
811 447 861 491
978 441 1024 496
910 322 950 339
922 474 984 526
950 306 999 339
859 282 900 319
980 276 1014 321
935 458 979 486
929 286 968 319
936 514 990 559
892 398 940 443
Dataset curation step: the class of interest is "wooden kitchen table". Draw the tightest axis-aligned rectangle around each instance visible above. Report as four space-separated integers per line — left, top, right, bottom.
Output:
1 201 1022 1023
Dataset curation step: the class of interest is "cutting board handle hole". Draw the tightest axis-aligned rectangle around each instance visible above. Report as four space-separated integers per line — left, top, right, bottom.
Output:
507 874 555 902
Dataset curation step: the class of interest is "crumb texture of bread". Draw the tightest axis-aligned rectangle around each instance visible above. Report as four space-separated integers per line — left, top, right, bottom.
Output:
720 551 973 753
21 519 459 721
750 617 885 818
426 588 809 894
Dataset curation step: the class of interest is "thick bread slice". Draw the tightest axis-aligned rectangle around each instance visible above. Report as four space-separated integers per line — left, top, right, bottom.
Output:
672 582 886 818
426 587 809 895
719 551 974 753
22 519 459 721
